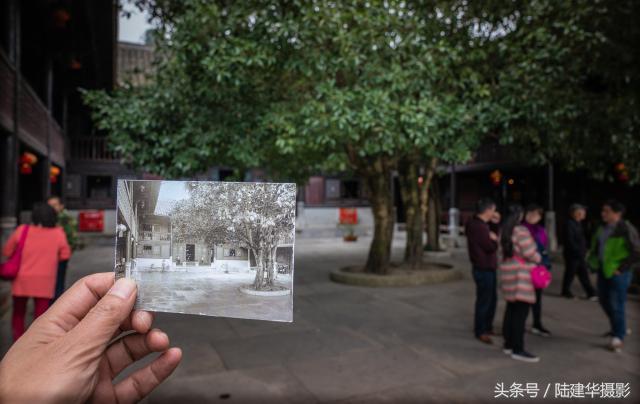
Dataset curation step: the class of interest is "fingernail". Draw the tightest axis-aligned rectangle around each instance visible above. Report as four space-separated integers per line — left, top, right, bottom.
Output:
109 278 136 299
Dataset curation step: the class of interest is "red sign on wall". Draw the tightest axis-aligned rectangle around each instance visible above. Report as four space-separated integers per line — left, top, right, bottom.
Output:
79 210 104 232
339 208 358 225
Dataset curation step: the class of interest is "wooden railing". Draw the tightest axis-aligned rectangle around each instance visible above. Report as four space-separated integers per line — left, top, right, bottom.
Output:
1 49 65 166
70 136 119 161
139 231 171 241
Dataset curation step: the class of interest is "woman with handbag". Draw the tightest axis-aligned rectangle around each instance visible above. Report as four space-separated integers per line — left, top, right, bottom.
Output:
2 202 71 341
500 204 542 363
522 203 553 337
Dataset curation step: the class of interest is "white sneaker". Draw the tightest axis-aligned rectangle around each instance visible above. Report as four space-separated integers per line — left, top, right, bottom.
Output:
503 348 513 355
610 337 623 352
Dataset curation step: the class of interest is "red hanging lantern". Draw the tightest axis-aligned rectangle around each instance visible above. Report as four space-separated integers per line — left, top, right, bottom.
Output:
70 59 82 70
52 8 71 28
614 162 629 183
20 151 38 166
50 166 61 183
19 152 37 174
489 170 502 186
20 163 32 175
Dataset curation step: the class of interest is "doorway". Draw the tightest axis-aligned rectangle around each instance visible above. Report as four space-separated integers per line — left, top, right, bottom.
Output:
185 244 195 262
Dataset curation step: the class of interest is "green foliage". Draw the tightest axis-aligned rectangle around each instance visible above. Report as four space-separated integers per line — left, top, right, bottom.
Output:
486 0 640 181
86 1 499 183
87 0 640 182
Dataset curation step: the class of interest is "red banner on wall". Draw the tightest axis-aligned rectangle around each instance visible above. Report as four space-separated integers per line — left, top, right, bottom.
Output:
339 208 358 225
79 210 104 232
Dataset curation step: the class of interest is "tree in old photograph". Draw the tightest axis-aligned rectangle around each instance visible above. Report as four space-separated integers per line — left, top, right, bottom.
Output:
170 182 296 291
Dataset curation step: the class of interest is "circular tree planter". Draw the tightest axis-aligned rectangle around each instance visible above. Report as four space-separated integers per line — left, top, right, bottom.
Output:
239 285 291 296
330 262 462 287
423 250 452 259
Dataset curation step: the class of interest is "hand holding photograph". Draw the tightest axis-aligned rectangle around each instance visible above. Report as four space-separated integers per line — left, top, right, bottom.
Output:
114 180 296 322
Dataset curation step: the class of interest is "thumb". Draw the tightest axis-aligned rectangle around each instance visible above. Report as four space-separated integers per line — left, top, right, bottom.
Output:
67 278 138 351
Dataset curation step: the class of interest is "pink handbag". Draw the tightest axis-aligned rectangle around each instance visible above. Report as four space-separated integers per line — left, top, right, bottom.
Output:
0 225 30 281
514 255 552 289
530 264 552 289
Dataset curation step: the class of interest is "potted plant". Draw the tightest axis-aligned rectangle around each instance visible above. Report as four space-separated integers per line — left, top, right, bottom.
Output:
339 223 358 242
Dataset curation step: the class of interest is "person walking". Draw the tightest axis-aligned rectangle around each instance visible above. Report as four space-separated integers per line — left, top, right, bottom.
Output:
561 204 596 300
465 198 501 344
500 204 542 363
2 202 71 341
522 204 552 337
47 196 78 301
587 200 640 352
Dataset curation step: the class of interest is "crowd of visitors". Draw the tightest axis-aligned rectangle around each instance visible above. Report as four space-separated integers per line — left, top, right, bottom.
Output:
467 198 640 362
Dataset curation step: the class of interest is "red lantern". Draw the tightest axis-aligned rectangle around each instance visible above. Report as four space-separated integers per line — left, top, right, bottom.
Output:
614 162 629 183
20 152 38 166
489 170 502 186
20 163 32 175
52 9 71 28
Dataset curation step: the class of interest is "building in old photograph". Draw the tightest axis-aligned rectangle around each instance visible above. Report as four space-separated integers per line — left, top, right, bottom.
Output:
116 180 294 277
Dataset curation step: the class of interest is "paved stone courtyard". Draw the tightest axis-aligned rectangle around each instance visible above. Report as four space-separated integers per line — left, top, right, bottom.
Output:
131 269 292 322
1 234 638 403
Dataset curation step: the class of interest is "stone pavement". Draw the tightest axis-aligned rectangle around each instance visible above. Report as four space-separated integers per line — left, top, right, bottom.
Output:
1 234 638 403
131 270 292 322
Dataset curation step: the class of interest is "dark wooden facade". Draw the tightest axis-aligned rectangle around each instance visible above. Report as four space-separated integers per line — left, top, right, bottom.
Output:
0 0 125 239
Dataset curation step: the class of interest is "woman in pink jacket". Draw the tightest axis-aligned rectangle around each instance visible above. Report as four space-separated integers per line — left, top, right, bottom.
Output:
499 204 542 363
2 202 71 341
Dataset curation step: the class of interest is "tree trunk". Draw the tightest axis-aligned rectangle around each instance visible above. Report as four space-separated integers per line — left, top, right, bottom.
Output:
362 158 395 275
425 179 442 251
346 145 395 275
398 157 422 269
253 248 264 289
419 157 438 229
265 246 277 287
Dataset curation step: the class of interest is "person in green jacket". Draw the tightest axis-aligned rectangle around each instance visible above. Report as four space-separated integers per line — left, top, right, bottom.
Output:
47 196 78 301
587 200 640 352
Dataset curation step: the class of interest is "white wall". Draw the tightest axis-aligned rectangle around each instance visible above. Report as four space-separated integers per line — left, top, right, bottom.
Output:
296 206 374 237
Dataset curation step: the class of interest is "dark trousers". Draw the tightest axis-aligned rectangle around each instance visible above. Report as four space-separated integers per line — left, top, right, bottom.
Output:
562 256 595 296
531 288 544 329
52 260 69 303
597 271 632 339
472 268 497 337
503 301 531 353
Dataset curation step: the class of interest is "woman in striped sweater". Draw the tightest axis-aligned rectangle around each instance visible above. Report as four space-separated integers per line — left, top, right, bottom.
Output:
500 204 542 363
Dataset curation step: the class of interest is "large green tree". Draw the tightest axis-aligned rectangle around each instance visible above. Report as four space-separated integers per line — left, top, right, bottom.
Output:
87 0 640 277
88 0 495 275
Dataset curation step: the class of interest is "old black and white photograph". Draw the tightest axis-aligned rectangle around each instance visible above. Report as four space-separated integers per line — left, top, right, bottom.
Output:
114 180 296 322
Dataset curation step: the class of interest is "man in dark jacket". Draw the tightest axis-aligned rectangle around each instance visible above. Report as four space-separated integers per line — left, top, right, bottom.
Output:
561 204 596 299
466 198 500 344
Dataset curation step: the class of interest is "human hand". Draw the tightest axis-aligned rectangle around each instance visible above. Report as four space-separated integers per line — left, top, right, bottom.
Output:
0 273 181 403
489 231 499 242
490 211 501 224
